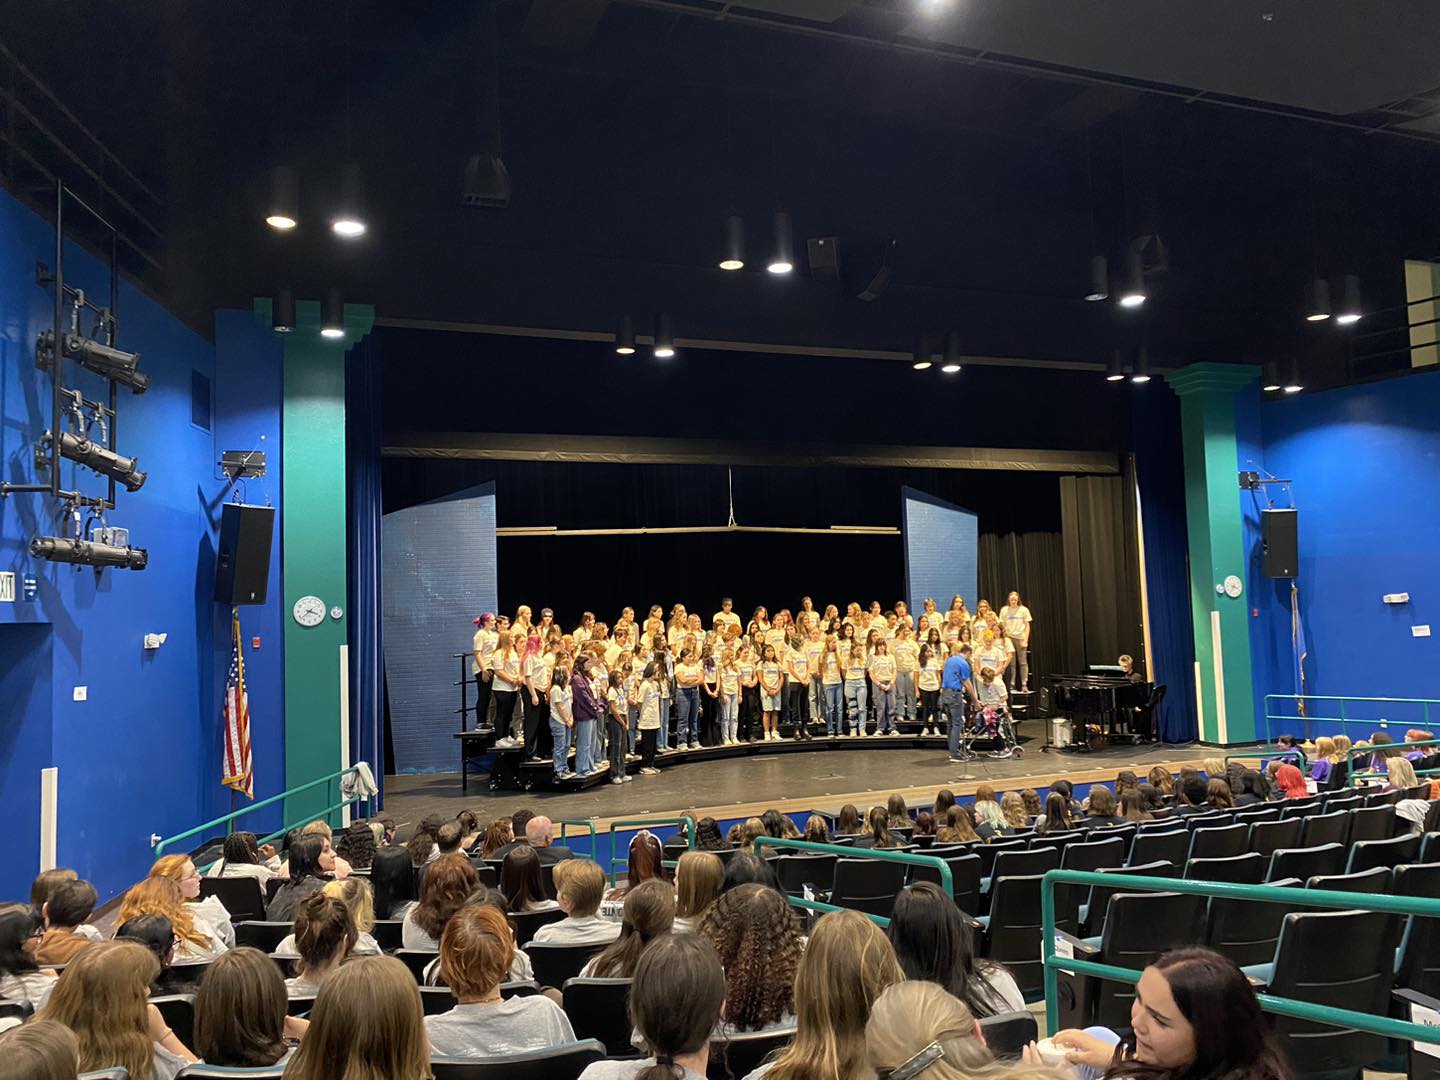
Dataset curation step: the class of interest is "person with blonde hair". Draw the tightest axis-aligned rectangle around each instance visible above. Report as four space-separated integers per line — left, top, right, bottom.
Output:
673 851 724 933
533 859 621 946
736 817 768 854
35 940 196 1079
282 955 431 1080
117 876 226 963
0 1020 80 1080
804 814 831 844
426 905 576 1057
148 854 234 948
971 785 1007 837
999 792 1030 832
1383 754 1420 793
746 908 904 1080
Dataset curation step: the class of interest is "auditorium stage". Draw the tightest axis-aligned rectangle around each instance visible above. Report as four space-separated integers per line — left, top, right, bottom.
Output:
381 729 1204 834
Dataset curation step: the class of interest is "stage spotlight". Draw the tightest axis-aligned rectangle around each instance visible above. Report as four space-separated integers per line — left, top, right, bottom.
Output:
720 216 745 271
943 330 963 372
767 211 794 275
331 163 367 237
44 331 149 393
1106 349 1126 382
265 165 298 230
50 430 146 492
912 360 933 371
615 314 636 355
1283 356 1303 393
912 334 931 370
1130 345 1152 383
30 534 148 571
321 288 345 338
1085 254 1109 302
1262 360 1282 392
653 312 675 358
1117 249 1146 307
272 289 296 333
462 153 512 208
1336 274 1362 324
1304 277 1331 322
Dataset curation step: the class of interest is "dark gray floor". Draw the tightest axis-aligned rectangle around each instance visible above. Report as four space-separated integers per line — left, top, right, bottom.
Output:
382 724 1195 829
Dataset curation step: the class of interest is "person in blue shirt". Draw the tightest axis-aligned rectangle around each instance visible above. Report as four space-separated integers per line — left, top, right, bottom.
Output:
941 644 974 762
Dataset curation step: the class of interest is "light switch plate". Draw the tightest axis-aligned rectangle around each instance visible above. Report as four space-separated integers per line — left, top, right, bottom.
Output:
72 686 88 701
1414 625 1432 638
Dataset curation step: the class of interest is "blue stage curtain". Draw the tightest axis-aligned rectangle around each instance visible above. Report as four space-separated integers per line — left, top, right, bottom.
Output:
1133 401 1198 744
346 334 386 804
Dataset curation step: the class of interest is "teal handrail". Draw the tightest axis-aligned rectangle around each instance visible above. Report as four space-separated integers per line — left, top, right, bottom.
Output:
555 818 598 851
1263 693 1438 747
753 837 954 919
153 765 371 859
1039 868 1440 1045
604 816 696 885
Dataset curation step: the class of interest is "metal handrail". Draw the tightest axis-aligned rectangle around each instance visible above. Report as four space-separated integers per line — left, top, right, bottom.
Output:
604 816 696 885
1039 868 1440 1044
555 818 598 852
153 765 371 859
754 836 955 909
1263 693 1438 746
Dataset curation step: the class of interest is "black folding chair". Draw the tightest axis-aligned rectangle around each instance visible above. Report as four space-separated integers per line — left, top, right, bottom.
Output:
1185 853 1265 884
708 1028 796 1079
525 941 607 988
234 920 292 954
562 977 634 1056
1266 843 1345 882
510 907 567 948
977 1010 1038 1060
830 859 907 918
151 993 196 1048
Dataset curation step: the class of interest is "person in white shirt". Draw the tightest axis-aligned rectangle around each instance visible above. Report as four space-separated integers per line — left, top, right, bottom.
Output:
916 643 944 736
471 612 498 731
999 591 1033 691
784 637 813 741
635 664 664 775
274 878 382 960
842 637 869 737
491 631 525 750
548 663 575 781
713 597 743 634
530 859 622 946
205 831 277 884
892 626 919 728
282 891 355 999
867 640 898 736
0 904 57 1009
425 905 576 1058
758 645 785 742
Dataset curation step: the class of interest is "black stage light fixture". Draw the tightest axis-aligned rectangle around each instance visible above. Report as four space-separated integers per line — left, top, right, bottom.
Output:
1130 345 1152 384
1283 356 1304 393
331 163 367 237
720 216 745 271
912 334 932 370
1118 249 1146 307
615 314 636 356
42 331 149 393
265 165 299 231
463 152 512 208
49 430 146 491
321 288 345 339
767 211 794 275
1336 274 1362 324
1262 360 1282 392
272 289 296 333
1106 349 1126 382
942 330 963 373
653 312 675 358
1304 277 1331 322
1085 254 1109 302
31 534 148 571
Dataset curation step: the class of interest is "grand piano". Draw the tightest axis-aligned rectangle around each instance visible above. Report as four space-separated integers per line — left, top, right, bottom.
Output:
1046 671 1153 750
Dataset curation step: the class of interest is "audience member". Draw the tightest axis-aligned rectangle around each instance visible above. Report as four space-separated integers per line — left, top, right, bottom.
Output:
748 908 904 1080
578 932 725 1080
524 814 575 865
1035 792 1074 835
1274 733 1308 771
999 792 1030 833
1084 787 1124 829
674 851 724 932
533 859 622 945
1235 770 1269 806
868 980 1049 1080
913 810 936 837
972 785 1006 836
118 876 227 962
426 904 577 1056
0 903 56 1007
699 883 801 1034
761 808 791 839
736 818 768 853
0 1019 79 1080
334 820 377 869
607 831 665 904
284 891 356 997
1147 767 1174 796
35 940 196 1079
404 851 480 950
436 820 465 856
1205 777 1236 810
206 831 276 882
407 814 444 865
116 915 195 996
478 818 513 858
887 881 1023 1016
298 819 353 879
1174 775 1211 815
490 808 536 860
722 852 781 893
694 816 728 851
1383 754 1420 794
934 788 958 820
501 845 560 913
835 804 862 835
32 879 98 965
803 815 831 843
1021 788 1044 818
584 878 675 978
371 844 418 919
938 805 980 844
28 869 78 912
149 853 235 947
282 955 430 1080
885 794 910 829
1273 763 1309 800
1115 771 1140 797
851 806 899 849
1120 790 1153 823
265 834 328 921
194 947 305 1068
457 809 482 850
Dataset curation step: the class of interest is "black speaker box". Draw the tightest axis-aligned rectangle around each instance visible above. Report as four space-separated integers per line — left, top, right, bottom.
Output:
1261 508 1298 579
216 504 276 604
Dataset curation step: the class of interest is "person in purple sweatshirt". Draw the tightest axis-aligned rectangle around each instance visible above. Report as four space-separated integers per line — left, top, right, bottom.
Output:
571 655 605 777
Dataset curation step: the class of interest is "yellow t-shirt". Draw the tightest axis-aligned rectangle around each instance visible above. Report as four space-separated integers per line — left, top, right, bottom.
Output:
869 654 896 683
845 649 868 682
917 658 943 692
821 652 843 685
893 640 919 673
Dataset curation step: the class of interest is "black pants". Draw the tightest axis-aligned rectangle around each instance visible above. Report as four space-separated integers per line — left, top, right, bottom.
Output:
700 691 720 747
473 673 492 731
607 715 627 778
640 728 658 769
740 685 760 741
788 682 811 737
920 688 941 728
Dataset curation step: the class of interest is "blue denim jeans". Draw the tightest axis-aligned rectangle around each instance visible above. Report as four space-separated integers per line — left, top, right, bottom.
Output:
874 686 897 733
677 686 699 747
721 692 739 741
574 718 595 775
628 705 639 751
810 678 824 722
823 683 844 734
658 696 670 750
943 688 966 757
844 679 868 733
895 672 916 721
550 716 571 775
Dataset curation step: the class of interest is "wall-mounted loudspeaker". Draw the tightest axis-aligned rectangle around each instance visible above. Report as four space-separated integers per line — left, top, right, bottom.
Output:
1261 508 1298 579
216 504 276 604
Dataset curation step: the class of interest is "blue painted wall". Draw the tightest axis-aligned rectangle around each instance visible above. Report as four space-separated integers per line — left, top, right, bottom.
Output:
902 486 979 622
0 189 285 901
1250 369 1440 740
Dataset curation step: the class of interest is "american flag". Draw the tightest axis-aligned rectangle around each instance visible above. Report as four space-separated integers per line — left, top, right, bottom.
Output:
223 611 254 798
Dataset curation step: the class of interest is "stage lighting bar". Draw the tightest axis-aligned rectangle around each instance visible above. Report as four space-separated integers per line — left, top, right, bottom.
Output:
31 534 148 571
41 331 150 393
49 430 146 492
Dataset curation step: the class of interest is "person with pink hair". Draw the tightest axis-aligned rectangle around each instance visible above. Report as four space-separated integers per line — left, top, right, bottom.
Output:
1274 762 1309 799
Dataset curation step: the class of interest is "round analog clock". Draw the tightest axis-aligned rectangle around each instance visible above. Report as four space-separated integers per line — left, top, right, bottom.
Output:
292 595 326 627
1223 575 1244 599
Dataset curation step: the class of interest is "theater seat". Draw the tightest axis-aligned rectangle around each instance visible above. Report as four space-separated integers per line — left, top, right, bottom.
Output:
371 918 404 952
1079 860 1175 937
1266 843 1346 882
1128 828 1188 867
775 854 837 897
1186 823 1248 861
395 948 438 983
150 994 195 1048
562 977 634 1056
199 876 266 923
420 986 459 1015
78 1072 132 1080
977 1010 1038 1060
178 1068 284 1079
1185 853 1265 884
709 1027 796 1079
525 941 608 988
1203 877 1300 968
1346 834 1421 874
908 852 983 916
1248 817 1302 858
430 1039 607 1080
234 920 292 954
979 848 1059 914
977 873 1050 999
1346 806 1396 844
1305 866 1392 895
830 859 907 918
1299 811 1350 848
510 908 567 948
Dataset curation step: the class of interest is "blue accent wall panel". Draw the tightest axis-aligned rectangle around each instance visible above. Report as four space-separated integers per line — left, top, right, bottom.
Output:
901 486 978 624
382 482 497 772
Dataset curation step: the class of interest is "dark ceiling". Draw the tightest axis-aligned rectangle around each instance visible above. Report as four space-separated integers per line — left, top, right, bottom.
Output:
4 1 1440 389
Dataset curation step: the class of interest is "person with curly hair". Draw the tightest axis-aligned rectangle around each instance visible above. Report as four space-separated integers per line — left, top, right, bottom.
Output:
698 884 802 1035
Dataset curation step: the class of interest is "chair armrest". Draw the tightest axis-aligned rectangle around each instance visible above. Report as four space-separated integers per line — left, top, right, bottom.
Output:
1055 929 1100 958
962 915 984 932
1246 975 1267 990
1395 988 1440 1012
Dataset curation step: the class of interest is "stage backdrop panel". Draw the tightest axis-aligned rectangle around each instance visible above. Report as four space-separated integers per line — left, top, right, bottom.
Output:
902 486 979 627
382 482 497 772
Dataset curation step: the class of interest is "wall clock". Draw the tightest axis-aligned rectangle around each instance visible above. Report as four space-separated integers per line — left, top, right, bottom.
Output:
293 595 326 627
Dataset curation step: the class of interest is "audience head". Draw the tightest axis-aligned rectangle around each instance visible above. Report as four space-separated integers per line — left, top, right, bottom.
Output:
333 821 376 869
675 851 725 921
1179 775 1209 807
439 904 513 1002
914 810 935 837
1205 778 1236 810
115 914 174 974
1274 763 1308 799
457 809 480 838
117 875 205 947
525 815 555 848
1148 767 1175 794
1040 792 1072 832
1387 755 1419 790
221 830 263 867
1050 779 1074 801
1313 736 1336 762
886 793 909 826
1332 734 1353 758
803 814 831 843
554 858 607 918
836 804 862 833
149 853 204 901
0 903 41 977
629 932 727 1070
0 1019 79 1080
1240 769 1270 801
590 878 675 979
865 805 895 847
479 818 513 857
1000 792 1029 829
435 820 464 855
888 882 1002 1016
760 808 789 838
626 830 665 890
737 818 768 853
1140 783 1164 810
282 955 430 1080
1120 790 1153 822
29 868 77 911
694 816 725 849
1116 770 1140 795
194 947 289 1067
699 883 801 1032
934 788 957 818
286 833 328 882
1087 786 1118 819
294 890 357 977
722 852 780 893
414 851 480 941
1020 788 1043 817
35 940 158 1080
371 844 418 918
324 876 376 934
866 980 1001 1080
1202 757 1227 778
499 844 548 911
43 879 97 930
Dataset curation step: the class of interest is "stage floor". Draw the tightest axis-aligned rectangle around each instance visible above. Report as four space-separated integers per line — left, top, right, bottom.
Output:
383 724 1204 833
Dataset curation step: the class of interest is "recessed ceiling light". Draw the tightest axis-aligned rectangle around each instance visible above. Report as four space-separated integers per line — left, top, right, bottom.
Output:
913 361 932 371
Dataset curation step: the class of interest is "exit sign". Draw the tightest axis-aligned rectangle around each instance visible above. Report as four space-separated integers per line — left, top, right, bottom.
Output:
0 572 14 602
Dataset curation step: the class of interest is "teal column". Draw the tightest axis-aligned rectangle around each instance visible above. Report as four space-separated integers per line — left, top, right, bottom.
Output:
261 298 374 826
1165 363 1261 745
